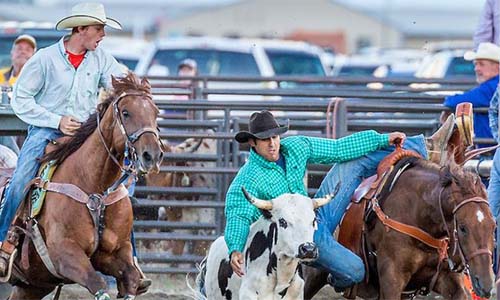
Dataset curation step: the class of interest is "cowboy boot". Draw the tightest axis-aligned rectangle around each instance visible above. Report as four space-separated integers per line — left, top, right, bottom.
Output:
426 114 455 164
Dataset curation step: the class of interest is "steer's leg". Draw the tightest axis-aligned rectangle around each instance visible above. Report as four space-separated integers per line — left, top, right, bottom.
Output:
276 273 304 299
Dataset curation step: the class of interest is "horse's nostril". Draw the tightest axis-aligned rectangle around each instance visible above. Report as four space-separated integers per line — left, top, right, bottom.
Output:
143 151 153 162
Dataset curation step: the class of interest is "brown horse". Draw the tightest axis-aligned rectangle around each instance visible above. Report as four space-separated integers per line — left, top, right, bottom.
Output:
5 72 163 300
303 157 495 300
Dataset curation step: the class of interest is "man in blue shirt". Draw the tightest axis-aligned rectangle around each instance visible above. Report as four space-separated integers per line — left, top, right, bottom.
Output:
442 42 500 147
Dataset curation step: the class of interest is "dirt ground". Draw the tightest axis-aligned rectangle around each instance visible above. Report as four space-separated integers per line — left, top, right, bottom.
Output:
0 276 489 299
0 275 339 300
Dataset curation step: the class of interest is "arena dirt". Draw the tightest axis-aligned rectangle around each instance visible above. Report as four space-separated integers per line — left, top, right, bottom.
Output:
24 274 448 300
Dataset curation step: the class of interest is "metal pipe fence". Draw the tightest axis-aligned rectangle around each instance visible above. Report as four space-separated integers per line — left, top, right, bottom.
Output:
0 75 494 274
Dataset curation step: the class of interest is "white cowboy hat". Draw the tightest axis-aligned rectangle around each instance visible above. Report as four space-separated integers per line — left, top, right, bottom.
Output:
464 42 500 63
55 2 122 31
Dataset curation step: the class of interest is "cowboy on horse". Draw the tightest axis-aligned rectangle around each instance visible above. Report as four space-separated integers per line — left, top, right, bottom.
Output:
0 2 152 295
222 109 468 294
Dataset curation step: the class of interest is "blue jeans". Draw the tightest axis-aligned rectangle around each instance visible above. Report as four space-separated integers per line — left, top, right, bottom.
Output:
313 135 427 288
488 149 500 273
488 149 500 219
0 126 62 241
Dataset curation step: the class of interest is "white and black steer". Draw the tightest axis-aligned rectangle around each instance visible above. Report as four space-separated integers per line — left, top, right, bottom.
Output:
196 187 333 300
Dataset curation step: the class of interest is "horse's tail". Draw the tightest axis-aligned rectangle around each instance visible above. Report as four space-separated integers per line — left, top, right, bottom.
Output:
185 256 208 300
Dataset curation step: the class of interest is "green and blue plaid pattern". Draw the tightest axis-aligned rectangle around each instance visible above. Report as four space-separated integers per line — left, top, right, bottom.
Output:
224 130 390 254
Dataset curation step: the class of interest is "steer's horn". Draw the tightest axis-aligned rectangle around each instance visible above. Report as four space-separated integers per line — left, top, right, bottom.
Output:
312 182 340 208
312 194 333 208
241 187 273 210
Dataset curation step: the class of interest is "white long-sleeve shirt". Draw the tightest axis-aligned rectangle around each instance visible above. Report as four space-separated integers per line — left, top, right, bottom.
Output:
474 0 500 49
11 36 125 129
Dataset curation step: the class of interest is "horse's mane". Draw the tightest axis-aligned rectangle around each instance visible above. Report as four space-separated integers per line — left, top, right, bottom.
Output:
438 157 484 197
40 72 150 165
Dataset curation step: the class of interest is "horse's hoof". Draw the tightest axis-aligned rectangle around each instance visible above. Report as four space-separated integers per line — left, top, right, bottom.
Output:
94 289 111 300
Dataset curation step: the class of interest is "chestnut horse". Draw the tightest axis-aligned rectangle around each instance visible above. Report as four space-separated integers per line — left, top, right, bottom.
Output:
5 73 163 300
303 157 495 300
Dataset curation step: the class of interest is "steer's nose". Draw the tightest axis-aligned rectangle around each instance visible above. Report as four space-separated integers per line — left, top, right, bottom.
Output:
298 242 318 260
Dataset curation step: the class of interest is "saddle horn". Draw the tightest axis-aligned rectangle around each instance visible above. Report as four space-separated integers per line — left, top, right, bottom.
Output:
241 187 273 210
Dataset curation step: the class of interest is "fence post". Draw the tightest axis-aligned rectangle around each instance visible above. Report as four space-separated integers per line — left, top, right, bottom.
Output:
334 99 347 138
193 86 204 120
1 87 10 104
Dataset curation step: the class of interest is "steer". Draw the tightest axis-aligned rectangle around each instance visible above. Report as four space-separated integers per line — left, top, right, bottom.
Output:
195 187 333 300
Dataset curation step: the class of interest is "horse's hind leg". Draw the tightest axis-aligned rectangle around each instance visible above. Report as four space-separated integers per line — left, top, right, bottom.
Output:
93 246 140 297
51 240 108 296
9 285 52 300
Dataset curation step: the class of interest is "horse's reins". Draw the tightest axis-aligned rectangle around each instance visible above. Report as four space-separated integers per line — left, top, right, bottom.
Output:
96 91 161 187
438 188 491 269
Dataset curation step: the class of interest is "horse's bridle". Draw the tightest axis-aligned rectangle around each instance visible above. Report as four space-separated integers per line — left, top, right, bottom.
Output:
438 188 492 271
96 91 162 190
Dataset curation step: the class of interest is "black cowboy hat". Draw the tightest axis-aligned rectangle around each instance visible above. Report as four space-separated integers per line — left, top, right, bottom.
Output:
235 110 289 143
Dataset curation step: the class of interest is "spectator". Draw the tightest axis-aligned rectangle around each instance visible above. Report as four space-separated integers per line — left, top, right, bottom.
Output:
442 42 500 148
473 0 500 49
0 34 37 155
0 34 36 87
178 58 198 77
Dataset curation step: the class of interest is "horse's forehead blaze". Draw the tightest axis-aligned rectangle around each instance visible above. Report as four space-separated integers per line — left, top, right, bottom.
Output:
476 210 485 223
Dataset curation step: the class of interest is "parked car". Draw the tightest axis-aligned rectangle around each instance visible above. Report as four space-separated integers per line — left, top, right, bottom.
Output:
250 39 327 77
99 36 150 71
414 49 475 79
135 36 273 77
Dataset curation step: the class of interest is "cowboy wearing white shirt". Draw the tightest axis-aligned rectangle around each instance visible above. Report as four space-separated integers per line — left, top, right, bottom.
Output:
0 2 150 294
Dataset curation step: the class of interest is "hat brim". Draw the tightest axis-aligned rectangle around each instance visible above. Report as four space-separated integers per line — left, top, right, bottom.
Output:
56 15 122 30
464 51 499 62
235 125 289 143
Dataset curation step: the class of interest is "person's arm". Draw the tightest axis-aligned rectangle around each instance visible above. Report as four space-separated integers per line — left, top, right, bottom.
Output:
10 54 62 129
443 83 495 109
224 179 261 256
473 0 495 49
489 89 499 142
288 131 390 165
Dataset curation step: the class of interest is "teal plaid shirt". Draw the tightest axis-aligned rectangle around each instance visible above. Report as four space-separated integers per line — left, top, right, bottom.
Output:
224 130 390 254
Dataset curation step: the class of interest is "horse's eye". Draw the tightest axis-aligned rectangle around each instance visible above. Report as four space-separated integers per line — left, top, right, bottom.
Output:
458 224 468 235
278 218 288 229
122 110 130 119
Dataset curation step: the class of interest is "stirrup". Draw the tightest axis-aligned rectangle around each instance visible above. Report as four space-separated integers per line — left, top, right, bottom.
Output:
0 248 17 283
